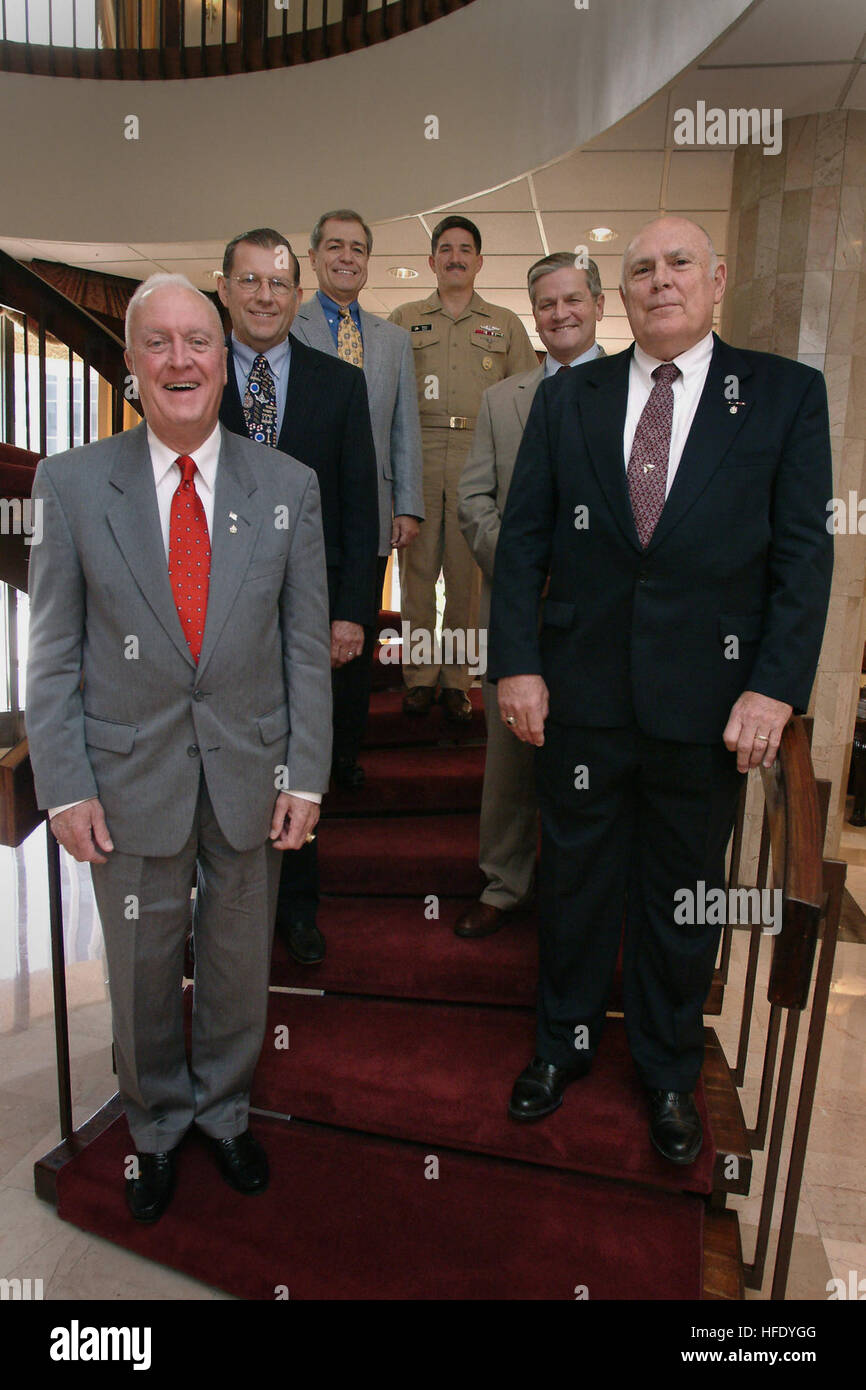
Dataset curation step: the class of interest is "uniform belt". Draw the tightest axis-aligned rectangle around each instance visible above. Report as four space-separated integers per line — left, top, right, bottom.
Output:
422 414 477 430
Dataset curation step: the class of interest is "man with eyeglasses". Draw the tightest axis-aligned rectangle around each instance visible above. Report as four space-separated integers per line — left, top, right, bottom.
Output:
218 228 379 967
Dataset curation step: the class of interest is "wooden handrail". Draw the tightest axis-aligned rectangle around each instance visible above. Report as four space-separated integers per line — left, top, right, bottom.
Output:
0 249 138 414
0 0 476 80
759 718 824 1009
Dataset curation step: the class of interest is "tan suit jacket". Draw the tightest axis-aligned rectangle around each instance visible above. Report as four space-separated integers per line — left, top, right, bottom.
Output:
458 351 606 622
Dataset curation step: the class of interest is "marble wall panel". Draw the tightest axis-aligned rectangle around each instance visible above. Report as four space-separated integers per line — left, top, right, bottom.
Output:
772 272 805 357
755 191 783 279
814 111 847 188
785 114 817 192
842 110 866 187
806 185 841 271
853 272 866 357
836 185 866 270
826 269 859 355
777 187 811 276
799 270 833 356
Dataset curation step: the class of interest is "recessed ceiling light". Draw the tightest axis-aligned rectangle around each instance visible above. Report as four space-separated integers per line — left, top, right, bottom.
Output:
388 266 418 279
588 227 617 243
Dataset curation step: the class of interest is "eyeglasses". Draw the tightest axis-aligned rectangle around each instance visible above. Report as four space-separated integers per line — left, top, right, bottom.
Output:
227 274 297 296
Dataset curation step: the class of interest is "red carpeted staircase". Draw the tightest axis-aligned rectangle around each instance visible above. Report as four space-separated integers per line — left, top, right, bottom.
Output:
41 622 745 1300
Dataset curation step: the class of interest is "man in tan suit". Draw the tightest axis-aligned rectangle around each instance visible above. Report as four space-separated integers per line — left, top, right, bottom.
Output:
390 216 537 722
456 252 605 937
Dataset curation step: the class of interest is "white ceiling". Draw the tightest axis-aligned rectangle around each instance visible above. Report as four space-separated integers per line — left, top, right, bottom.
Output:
1 0 863 351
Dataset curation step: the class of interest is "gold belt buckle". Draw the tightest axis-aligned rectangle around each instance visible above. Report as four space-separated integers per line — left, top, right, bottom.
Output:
449 416 470 429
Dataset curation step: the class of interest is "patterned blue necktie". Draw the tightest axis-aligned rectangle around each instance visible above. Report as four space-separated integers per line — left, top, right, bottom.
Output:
243 354 278 447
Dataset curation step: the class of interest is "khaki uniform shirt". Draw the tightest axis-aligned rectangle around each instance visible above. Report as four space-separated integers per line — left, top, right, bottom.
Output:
389 291 539 430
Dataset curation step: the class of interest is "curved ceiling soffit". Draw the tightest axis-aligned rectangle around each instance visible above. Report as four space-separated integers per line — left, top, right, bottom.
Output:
0 0 756 243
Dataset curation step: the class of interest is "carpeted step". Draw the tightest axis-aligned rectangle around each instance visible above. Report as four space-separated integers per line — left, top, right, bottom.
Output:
271 896 538 1005
268 897 723 1016
364 688 486 747
254 994 716 1196
324 745 485 817
52 1110 704 1300
318 813 484 897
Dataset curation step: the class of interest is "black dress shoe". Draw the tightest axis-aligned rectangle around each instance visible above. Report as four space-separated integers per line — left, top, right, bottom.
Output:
332 756 365 789
647 1090 703 1165
441 688 473 723
403 685 436 716
279 917 326 964
125 1149 178 1224
508 1055 589 1121
211 1131 269 1194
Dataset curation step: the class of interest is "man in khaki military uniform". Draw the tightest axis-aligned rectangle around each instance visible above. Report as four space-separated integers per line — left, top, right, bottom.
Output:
389 215 537 721
457 252 605 939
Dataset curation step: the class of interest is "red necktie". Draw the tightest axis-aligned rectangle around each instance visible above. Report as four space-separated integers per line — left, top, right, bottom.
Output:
168 455 210 662
626 362 680 548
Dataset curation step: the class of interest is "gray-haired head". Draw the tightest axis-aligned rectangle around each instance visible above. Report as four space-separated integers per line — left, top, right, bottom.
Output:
310 209 373 256
125 272 224 349
527 251 602 305
619 216 718 290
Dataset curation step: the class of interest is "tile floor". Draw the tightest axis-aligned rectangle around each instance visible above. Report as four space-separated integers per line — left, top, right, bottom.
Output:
1 820 864 1302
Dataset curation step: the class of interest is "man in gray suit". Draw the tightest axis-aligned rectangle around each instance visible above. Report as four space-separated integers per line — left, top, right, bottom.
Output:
456 252 604 937
292 208 424 786
25 274 332 1222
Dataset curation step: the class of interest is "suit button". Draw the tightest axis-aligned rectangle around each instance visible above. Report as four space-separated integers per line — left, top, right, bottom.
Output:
193 690 204 702
638 573 649 585
187 745 200 757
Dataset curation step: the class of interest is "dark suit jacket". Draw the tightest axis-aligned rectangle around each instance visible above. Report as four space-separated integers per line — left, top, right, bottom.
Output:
488 334 834 744
220 334 379 627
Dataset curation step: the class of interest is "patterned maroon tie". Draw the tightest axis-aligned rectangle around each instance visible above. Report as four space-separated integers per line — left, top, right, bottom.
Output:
627 362 680 548
168 455 210 662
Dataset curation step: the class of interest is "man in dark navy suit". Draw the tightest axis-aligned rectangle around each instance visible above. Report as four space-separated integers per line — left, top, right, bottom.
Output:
489 216 833 1163
219 229 379 966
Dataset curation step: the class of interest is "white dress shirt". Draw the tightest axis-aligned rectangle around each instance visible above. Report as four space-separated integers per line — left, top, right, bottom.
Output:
50 423 319 817
623 331 714 496
544 341 602 378
147 422 220 555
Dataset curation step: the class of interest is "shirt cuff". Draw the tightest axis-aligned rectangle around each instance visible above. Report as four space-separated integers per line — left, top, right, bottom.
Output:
49 800 88 819
288 791 322 805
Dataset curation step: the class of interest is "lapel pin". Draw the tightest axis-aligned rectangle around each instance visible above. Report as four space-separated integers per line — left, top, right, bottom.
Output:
728 400 745 415
229 511 237 519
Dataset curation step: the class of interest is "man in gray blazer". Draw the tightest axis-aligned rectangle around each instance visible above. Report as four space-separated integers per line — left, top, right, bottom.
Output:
26 275 332 1223
292 208 424 787
456 252 605 938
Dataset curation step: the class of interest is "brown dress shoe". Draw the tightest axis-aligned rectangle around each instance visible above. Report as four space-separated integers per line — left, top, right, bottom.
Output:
403 685 436 716
441 688 473 723
454 900 506 938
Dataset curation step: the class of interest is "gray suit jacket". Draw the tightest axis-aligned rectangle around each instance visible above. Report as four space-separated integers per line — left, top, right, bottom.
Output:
25 422 333 857
458 351 605 625
291 296 424 554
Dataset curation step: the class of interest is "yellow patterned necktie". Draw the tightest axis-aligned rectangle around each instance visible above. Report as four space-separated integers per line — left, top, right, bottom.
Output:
337 306 364 368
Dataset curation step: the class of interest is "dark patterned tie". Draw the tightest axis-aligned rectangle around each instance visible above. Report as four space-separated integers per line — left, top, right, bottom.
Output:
626 362 680 548
243 354 278 447
169 456 210 663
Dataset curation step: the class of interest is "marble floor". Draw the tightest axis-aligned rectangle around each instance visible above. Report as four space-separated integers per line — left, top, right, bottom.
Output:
1 821 865 1303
